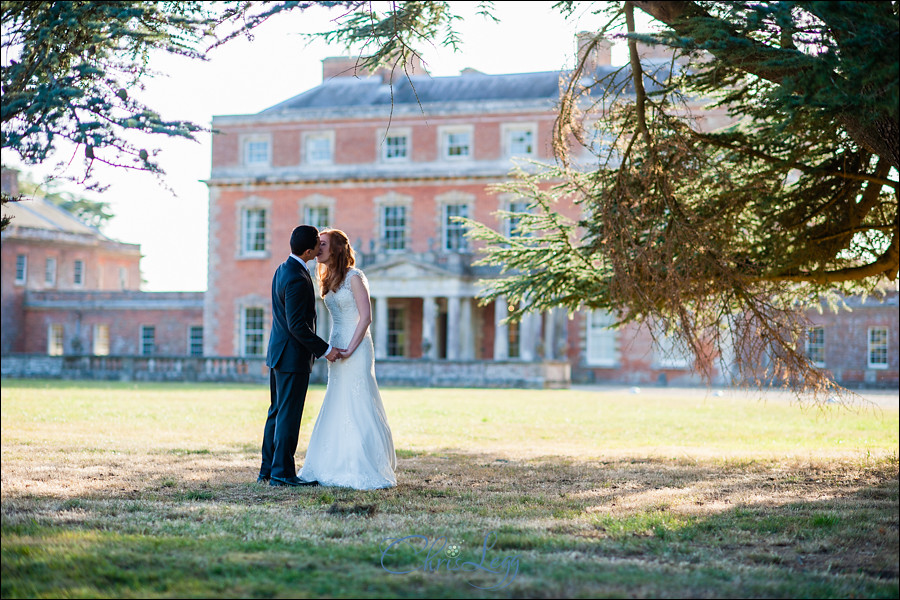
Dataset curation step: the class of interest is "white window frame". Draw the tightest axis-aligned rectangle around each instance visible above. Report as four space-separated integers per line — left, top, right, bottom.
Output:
298 194 335 235
140 325 155 356
93 324 110 356
502 123 537 157
240 206 269 258
303 131 334 165
73 259 85 287
381 204 408 252
868 327 889 369
15 254 27 285
502 196 532 238
188 326 203 357
241 307 266 357
45 257 57 287
807 326 826 368
442 203 470 252
304 205 331 231
585 310 619 367
48 324 64 356
243 135 271 167
440 125 473 160
374 192 412 253
654 332 691 369
381 129 411 162
119 266 128 290
234 196 272 260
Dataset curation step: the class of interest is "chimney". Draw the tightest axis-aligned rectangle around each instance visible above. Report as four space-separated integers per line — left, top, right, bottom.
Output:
322 56 377 81
322 55 427 84
635 39 676 63
1 167 20 197
576 31 612 71
378 54 426 84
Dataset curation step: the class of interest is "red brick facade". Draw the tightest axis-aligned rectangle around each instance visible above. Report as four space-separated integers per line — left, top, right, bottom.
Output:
2 168 202 358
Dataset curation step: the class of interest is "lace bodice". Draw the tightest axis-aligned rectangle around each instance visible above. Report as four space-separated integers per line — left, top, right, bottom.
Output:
323 268 369 349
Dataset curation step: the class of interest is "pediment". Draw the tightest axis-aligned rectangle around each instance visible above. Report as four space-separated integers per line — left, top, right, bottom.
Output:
364 257 460 281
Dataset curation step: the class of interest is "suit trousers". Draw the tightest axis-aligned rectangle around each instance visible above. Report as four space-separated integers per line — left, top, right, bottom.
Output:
260 368 311 479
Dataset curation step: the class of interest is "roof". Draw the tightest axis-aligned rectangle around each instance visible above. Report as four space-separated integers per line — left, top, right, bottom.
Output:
3 196 105 237
259 66 636 114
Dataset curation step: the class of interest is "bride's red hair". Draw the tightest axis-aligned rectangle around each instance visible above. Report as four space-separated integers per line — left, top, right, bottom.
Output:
317 228 355 297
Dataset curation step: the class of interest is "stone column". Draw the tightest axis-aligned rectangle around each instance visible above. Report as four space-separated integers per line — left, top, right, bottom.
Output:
493 296 509 360
446 296 461 360
543 308 557 360
519 308 538 361
460 297 474 360
374 296 388 359
422 296 438 359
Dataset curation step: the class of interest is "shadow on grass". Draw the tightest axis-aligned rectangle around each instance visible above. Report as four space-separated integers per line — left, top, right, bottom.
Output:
2 450 897 598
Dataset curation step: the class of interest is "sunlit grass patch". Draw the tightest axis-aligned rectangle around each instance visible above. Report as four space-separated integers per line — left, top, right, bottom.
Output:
2 379 897 598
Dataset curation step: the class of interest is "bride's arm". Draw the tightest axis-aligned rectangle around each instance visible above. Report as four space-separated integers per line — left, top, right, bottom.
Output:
340 274 372 359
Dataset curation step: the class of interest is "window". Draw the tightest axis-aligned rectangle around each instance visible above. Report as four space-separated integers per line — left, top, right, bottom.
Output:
586 310 618 366
304 205 331 231
654 332 691 369
244 138 270 166
506 126 535 156
243 308 266 356
48 324 64 356
505 199 531 238
241 208 268 256
93 324 110 356
382 205 407 251
305 132 333 164
141 326 156 356
45 257 57 286
119 266 128 290
387 307 407 357
507 319 521 359
15 254 27 285
441 127 472 159
443 203 470 252
73 260 84 286
383 133 409 161
189 326 203 357
868 327 889 369
807 326 825 368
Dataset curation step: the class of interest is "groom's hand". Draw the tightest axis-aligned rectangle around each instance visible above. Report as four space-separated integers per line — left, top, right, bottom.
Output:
325 348 342 362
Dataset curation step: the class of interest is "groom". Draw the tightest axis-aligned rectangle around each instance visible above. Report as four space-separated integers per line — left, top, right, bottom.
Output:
259 225 341 487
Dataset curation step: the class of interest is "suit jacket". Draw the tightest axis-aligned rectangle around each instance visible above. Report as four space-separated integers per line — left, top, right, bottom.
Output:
265 257 329 373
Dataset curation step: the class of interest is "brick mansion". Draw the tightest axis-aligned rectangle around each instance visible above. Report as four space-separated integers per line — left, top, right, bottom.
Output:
3 39 897 388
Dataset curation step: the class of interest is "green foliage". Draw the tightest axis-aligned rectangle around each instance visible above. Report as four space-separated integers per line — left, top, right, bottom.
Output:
464 1 899 396
17 172 114 229
1 1 216 189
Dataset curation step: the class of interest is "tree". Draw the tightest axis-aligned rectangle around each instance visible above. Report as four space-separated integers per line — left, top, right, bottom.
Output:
16 173 114 230
0 1 364 231
455 1 897 398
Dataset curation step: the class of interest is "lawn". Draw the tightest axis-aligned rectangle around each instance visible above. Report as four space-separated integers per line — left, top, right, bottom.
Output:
1 379 897 598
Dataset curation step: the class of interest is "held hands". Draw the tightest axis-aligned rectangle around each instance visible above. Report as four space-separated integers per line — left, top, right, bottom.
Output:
325 347 344 362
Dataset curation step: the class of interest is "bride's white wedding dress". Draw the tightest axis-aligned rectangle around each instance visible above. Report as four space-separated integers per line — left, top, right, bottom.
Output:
300 268 397 489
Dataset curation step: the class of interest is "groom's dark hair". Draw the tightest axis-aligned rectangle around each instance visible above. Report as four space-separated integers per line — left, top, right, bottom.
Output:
290 225 319 255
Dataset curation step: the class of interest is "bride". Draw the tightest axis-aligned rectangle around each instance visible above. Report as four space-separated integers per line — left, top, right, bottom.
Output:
299 228 397 489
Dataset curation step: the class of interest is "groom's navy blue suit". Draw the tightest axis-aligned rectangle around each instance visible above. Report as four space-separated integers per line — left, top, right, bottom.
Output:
260 255 330 481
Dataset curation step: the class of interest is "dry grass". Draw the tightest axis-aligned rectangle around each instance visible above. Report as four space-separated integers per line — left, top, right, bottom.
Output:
2 380 897 598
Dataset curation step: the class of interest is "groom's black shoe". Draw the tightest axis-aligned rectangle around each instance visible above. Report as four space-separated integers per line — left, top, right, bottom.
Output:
270 475 318 487
256 475 270 484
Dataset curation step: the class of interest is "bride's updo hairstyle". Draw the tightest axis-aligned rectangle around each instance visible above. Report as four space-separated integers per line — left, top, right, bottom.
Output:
318 228 355 297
